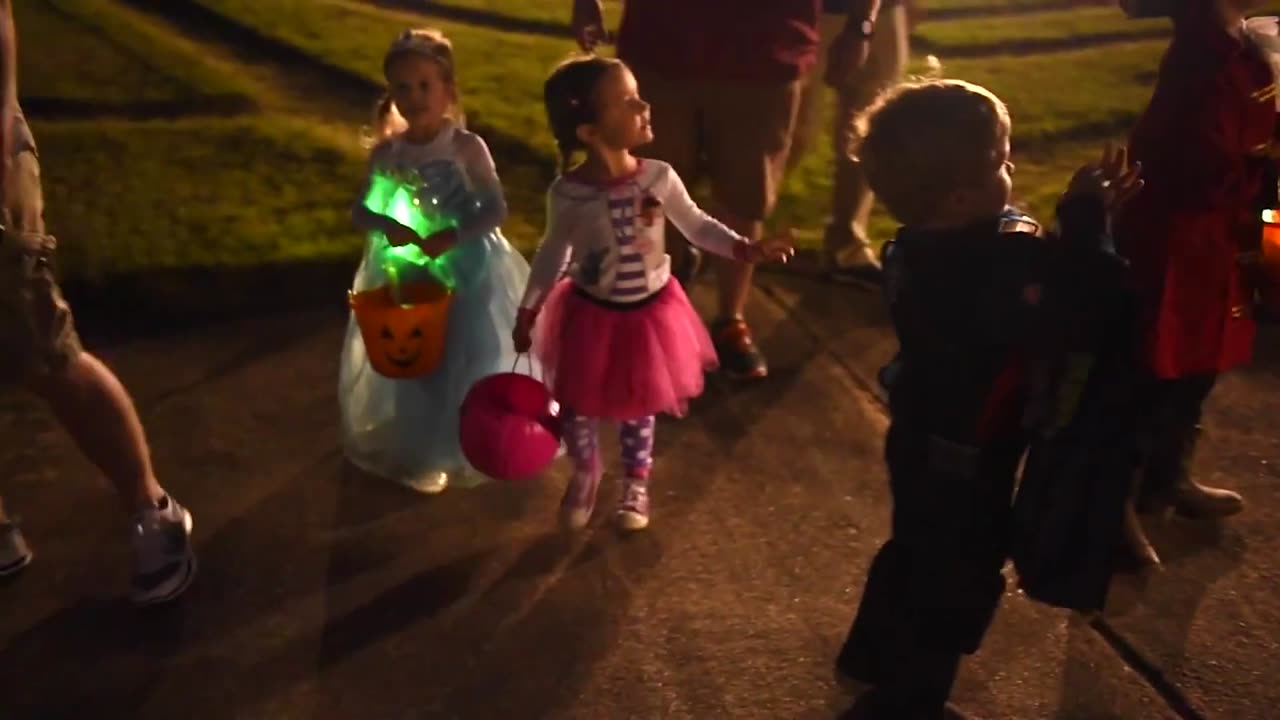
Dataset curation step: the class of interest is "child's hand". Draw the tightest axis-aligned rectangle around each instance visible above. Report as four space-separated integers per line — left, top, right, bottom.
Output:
735 229 797 265
572 0 608 51
385 221 422 248
419 227 459 258
512 308 537 354
1066 142 1143 211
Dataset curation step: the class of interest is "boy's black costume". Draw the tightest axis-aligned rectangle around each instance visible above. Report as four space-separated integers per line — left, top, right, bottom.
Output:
837 195 1136 714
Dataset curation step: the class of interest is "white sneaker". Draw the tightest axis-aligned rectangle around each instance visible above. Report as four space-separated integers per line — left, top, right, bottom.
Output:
402 470 449 495
130 495 197 606
0 520 33 577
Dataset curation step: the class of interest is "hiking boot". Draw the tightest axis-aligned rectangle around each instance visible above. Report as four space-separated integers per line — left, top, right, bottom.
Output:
1172 480 1244 519
616 476 651 531
712 316 768 380
0 520 33 578
560 460 601 531
130 495 197 606
1154 425 1243 519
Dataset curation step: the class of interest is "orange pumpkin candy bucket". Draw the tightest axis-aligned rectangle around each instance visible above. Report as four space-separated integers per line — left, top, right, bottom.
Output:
349 279 454 379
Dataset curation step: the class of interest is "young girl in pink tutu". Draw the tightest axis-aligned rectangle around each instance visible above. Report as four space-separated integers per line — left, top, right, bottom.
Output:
513 55 795 532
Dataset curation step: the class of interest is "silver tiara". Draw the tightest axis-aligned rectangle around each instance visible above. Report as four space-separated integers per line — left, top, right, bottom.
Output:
388 29 447 58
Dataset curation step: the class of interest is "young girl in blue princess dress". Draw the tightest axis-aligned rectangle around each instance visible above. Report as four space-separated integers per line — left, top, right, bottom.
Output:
341 28 531 494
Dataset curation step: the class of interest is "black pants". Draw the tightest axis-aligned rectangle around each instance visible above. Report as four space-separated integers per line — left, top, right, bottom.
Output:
836 422 1026 710
1133 372 1217 508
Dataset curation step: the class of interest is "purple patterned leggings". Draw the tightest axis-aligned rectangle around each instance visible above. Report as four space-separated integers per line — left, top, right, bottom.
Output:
561 409 655 479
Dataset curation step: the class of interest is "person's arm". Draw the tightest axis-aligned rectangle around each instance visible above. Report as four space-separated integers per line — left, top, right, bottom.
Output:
824 0 882 89
350 143 417 244
519 187 575 311
351 182 398 237
844 0 882 32
0 0 18 204
651 165 751 261
450 132 508 238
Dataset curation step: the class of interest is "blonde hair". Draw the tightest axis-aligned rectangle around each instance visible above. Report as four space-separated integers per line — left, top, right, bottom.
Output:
366 28 466 145
853 78 1010 226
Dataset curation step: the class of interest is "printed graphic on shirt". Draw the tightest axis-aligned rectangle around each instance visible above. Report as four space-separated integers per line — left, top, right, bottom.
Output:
609 186 650 301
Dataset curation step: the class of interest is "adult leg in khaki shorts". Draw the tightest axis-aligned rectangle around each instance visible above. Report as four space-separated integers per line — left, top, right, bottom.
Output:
824 6 909 280
1 149 164 511
0 151 195 603
631 67 704 285
0 152 80 384
701 78 801 378
789 12 844 173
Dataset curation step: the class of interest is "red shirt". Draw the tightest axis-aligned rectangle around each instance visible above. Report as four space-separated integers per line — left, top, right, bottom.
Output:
1115 8 1277 378
616 0 821 84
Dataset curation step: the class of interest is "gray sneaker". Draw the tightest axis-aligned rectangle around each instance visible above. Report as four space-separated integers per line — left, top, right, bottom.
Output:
0 520 33 577
130 495 197 606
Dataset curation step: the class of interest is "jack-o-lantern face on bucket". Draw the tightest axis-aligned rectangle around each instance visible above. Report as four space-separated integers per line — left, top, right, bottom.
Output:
381 321 425 370
350 280 453 379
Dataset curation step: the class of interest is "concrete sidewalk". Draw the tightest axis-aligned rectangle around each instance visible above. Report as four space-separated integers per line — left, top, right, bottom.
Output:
0 272 1265 719
756 271 1280 720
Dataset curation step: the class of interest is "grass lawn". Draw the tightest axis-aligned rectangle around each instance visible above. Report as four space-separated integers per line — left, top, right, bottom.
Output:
190 0 1172 147
927 40 1165 142
19 0 1188 278
186 0 1169 248
195 0 571 153
34 114 550 277
190 0 1170 150
777 137 1109 245
776 39 1162 237
915 7 1168 51
17 0 255 111
408 0 623 29
34 117 365 277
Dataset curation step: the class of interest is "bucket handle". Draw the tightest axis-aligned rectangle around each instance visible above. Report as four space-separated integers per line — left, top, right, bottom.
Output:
511 353 544 382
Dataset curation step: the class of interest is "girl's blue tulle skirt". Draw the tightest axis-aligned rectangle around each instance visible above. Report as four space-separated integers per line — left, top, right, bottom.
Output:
338 228 532 486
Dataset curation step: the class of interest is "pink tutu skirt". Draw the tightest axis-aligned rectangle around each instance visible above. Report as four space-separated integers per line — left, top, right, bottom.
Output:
533 279 717 420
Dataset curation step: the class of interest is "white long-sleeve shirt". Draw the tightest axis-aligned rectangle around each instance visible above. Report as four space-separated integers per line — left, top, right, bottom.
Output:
520 159 748 310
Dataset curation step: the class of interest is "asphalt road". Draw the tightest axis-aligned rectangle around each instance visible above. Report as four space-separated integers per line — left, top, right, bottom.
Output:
0 278 1273 719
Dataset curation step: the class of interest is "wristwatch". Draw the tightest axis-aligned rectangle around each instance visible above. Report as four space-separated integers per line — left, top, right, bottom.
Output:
853 18 875 38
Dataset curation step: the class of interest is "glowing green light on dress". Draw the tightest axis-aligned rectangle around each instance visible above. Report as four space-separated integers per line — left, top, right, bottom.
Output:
362 170 460 288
